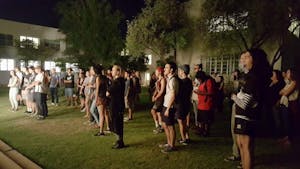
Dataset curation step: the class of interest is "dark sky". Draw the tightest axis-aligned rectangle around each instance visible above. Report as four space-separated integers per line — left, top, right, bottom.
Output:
0 0 144 28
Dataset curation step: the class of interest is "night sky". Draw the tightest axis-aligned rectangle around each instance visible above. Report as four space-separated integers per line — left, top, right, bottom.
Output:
0 0 145 29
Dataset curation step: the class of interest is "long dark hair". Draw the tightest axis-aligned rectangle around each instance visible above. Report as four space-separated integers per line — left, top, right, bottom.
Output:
247 48 272 104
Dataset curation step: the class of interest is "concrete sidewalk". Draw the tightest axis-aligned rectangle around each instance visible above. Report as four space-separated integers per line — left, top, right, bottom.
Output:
0 139 42 169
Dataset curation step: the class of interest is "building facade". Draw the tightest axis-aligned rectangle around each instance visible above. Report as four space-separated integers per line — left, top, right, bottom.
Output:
0 18 67 85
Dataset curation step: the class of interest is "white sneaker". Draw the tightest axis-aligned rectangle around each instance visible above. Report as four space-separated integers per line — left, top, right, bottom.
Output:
80 108 86 112
51 103 55 106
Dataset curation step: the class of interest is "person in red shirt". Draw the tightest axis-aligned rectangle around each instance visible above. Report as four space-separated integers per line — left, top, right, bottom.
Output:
194 71 215 137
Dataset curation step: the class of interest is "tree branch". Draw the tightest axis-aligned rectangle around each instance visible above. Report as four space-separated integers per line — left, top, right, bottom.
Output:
226 15 249 50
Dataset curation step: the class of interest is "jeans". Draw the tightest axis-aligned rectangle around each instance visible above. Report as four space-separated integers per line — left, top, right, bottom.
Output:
9 87 18 110
50 87 58 104
192 100 198 126
42 93 48 117
274 105 291 138
34 92 43 116
90 99 99 124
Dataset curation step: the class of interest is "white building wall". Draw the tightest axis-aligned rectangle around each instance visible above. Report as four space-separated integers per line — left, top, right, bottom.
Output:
0 19 66 85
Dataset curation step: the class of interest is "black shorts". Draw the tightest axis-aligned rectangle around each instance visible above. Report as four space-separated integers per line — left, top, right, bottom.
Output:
234 118 255 136
161 107 176 126
152 100 163 113
197 110 214 124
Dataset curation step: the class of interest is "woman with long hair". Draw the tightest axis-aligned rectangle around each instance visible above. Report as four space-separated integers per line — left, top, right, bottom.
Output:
8 70 19 112
231 48 272 169
94 64 110 136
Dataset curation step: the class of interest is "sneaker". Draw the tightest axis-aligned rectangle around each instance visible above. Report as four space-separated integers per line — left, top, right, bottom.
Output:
112 141 125 149
237 164 243 169
161 146 176 153
94 132 105 136
158 143 169 149
37 115 45 120
104 129 111 134
179 139 188 146
80 108 86 112
51 103 55 106
224 155 241 162
153 127 160 134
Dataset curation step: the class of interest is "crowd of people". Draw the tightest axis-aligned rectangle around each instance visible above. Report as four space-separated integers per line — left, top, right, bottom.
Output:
7 48 299 169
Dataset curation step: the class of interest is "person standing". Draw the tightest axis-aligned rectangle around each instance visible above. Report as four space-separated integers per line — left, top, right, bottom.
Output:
31 65 45 120
94 64 110 136
194 71 215 137
124 70 135 122
231 49 272 169
160 61 179 153
151 67 166 134
177 64 193 145
64 68 75 106
8 70 19 112
192 64 201 128
106 65 125 149
49 68 59 106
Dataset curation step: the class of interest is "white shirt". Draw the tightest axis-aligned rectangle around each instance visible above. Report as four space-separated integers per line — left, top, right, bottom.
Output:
192 78 200 101
34 73 44 93
163 75 179 108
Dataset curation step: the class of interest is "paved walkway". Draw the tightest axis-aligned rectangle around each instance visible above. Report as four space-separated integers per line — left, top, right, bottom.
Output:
0 139 42 169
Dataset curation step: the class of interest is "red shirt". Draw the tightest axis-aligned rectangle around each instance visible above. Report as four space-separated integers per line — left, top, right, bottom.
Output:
198 79 214 111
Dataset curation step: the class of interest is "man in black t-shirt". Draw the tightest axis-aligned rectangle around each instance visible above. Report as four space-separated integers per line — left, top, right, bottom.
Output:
177 64 193 145
64 68 75 106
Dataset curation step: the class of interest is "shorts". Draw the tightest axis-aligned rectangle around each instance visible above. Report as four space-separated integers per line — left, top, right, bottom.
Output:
65 88 73 97
234 118 255 136
161 107 176 126
27 92 34 102
175 103 190 120
97 97 108 106
175 110 189 120
197 110 214 124
152 100 163 113
125 96 135 109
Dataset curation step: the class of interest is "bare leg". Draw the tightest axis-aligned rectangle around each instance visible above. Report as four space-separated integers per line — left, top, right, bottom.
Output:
168 125 176 147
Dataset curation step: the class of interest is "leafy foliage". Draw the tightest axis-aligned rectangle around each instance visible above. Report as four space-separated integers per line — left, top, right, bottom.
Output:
57 0 124 67
126 0 192 61
197 0 300 64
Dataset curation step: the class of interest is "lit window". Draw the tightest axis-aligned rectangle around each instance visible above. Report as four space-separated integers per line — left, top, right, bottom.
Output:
146 54 152 65
66 63 78 72
28 60 41 67
145 72 150 82
0 59 15 71
20 36 40 49
44 61 56 70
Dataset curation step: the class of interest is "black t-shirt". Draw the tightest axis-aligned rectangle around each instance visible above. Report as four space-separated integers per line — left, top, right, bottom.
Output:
64 74 75 88
178 77 193 108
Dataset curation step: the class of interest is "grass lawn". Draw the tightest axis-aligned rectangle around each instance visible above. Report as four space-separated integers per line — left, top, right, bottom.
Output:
0 87 299 169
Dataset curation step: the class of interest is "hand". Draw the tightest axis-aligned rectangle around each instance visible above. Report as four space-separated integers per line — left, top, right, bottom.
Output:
164 109 169 117
152 96 156 102
231 94 237 100
106 91 110 97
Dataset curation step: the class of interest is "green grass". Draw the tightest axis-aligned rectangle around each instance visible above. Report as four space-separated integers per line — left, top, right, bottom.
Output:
0 87 299 169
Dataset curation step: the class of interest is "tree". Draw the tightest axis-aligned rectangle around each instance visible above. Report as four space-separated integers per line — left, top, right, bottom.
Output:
126 0 192 62
113 54 149 72
57 0 124 67
197 0 300 67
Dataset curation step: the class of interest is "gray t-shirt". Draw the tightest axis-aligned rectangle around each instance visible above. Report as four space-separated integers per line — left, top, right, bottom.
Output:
50 74 59 88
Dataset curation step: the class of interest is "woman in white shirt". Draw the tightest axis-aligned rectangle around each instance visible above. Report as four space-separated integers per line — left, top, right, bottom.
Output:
8 70 19 112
